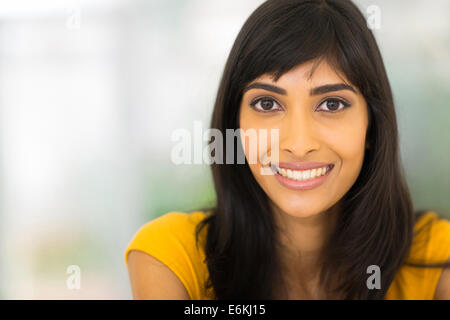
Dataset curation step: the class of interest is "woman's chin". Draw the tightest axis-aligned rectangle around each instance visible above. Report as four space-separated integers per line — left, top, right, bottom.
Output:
269 196 337 219
281 209 322 219
272 203 323 219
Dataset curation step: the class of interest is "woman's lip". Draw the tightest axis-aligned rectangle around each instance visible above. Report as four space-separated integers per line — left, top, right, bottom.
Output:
271 164 334 191
271 161 334 170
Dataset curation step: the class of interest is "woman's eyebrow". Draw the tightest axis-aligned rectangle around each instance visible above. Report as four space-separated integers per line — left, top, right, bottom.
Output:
242 82 287 95
242 82 356 96
310 83 356 95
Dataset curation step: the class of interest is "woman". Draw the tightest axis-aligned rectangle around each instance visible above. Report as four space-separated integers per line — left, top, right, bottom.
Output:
125 0 450 299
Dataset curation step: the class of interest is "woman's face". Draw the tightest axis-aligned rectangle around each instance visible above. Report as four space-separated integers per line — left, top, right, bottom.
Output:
238 59 369 219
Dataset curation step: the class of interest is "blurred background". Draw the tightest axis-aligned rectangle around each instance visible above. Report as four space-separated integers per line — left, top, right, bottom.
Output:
0 0 448 299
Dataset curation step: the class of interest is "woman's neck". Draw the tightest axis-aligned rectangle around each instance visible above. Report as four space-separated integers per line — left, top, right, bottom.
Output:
270 201 341 297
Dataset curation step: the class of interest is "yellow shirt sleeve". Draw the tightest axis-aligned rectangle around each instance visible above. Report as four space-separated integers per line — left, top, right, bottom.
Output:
386 212 450 299
423 214 450 297
124 211 211 300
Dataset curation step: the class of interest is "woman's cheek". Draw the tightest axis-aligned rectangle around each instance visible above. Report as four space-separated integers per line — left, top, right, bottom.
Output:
240 116 276 166
330 123 367 186
324 115 367 154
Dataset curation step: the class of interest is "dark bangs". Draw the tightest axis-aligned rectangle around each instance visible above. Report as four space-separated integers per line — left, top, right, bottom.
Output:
232 0 382 130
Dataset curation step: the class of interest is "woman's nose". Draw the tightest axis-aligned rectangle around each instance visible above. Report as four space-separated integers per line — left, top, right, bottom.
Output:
279 112 321 159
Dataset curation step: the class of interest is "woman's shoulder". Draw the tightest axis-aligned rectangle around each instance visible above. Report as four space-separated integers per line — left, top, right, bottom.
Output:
386 211 450 299
124 210 211 264
124 210 213 299
411 211 450 261
132 210 211 237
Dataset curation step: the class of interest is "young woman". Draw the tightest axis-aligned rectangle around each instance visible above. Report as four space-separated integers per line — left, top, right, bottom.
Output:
125 0 450 299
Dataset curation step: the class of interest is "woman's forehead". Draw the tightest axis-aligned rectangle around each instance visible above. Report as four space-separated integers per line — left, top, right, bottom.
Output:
247 60 354 92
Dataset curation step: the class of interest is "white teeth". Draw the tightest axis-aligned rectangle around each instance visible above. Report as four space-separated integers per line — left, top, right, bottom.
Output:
277 165 331 181
303 171 310 180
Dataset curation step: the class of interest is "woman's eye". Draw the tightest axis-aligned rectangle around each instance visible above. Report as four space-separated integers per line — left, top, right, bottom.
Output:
249 97 283 112
316 98 351 113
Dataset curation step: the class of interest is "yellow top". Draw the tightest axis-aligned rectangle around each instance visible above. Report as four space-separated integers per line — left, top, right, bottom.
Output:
124 210 450 300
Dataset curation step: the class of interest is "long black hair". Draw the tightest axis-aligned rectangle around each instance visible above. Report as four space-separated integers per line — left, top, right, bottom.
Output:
195 0 450 299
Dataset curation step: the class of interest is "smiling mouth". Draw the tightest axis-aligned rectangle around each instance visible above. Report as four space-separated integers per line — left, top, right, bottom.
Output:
270 163 334 182
268 162 335 191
